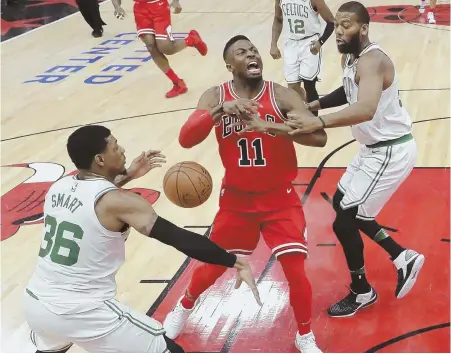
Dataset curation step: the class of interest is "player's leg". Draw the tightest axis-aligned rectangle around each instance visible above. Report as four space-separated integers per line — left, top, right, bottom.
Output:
353 138 424 299
261 206 321 353
133 3 186 98
24 289 74 353
25 288 175 353
152 12 207 98
77 299 174 353
75 0 106 37
427 0 437 23
301 78 319 116
154 21 207 56
298 40 322 116
329 137 424 316
163 209 260 339
284 39 306 101
326 147 377 317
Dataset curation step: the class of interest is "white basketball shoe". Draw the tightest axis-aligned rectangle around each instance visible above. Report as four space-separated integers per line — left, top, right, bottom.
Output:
393 249 425 299
295 331 322 353
163 296 198 339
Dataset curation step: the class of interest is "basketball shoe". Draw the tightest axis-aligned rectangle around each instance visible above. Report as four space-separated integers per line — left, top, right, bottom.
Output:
393 249 425 299
295 331 322 353
163 296 198 339
186 30 208 56
327 287 378 317
166 79 188 98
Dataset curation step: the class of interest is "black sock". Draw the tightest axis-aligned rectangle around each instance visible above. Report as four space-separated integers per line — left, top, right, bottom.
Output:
357 220 405 259
377 230 405 259
350 267 371 293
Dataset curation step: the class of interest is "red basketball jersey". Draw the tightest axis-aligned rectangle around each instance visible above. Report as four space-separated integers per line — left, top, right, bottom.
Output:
214 80 298 194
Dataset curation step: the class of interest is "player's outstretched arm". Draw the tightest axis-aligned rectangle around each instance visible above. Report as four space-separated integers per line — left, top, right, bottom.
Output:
286 54 384 134
318 53 384 128
100 189 262 304
114 150 166 187
178 87 220 148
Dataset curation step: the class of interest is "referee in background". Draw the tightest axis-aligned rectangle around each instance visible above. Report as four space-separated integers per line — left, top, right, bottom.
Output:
76 0 107 37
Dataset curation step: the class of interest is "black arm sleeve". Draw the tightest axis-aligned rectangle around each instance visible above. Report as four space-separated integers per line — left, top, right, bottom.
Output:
318 86 348 109
319 21 334 45
149 216 237 268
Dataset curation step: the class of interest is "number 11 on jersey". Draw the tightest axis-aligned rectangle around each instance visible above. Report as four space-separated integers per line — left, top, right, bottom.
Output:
238 138 266 166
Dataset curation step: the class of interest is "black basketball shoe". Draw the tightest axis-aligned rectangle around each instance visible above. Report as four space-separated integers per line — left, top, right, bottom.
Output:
327 287 378 318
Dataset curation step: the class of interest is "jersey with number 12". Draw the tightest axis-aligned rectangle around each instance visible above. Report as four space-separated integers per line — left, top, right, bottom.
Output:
214 80 298 193
280 0 322 41
26 176 129 315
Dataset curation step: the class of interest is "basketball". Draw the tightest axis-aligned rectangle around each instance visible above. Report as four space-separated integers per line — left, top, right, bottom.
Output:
163 161 213 208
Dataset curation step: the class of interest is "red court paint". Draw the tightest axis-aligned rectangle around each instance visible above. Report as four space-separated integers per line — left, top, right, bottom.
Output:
151 168 450 353
367 4 450 26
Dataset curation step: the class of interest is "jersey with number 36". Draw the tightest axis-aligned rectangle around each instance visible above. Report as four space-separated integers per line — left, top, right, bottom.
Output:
214 81 300 212
280 0 322 41
26 175 129 315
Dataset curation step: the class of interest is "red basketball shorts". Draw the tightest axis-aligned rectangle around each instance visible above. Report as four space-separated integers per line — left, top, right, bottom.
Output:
133 1 173 40
209 205 308 259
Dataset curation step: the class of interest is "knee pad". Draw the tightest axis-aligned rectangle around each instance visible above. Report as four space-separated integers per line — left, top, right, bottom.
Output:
332 189 344 212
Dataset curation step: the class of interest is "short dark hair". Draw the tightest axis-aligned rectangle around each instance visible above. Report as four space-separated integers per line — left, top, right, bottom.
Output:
338 1 370 24
223 35 250 60
67 125 111 170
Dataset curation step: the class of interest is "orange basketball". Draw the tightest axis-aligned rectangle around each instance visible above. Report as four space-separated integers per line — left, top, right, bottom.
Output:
163 161 213 208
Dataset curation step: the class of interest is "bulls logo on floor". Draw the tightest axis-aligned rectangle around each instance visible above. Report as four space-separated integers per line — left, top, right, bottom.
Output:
1 162 160 241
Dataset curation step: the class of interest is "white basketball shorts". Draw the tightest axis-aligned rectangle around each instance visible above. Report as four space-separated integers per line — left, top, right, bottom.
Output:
338 138 417 220
283 36 322 83
24 289 169 353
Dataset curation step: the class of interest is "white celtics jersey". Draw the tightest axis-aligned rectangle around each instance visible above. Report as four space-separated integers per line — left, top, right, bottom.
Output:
26 175 129 314
342 43 413 145
280 0 322 40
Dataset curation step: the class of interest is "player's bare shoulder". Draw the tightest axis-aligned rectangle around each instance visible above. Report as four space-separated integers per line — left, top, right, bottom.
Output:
272 82 307 114
355 49 392 85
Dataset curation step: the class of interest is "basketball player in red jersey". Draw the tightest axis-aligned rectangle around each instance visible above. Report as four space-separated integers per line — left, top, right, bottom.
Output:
112 0 207 98
163 35 327 353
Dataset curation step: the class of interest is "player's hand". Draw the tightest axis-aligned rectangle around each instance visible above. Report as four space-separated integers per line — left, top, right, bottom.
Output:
233 112 268 134
127 150 167 180
233 258 262 306
222 99 262 118
170 0 182 13
310 40 321 55
270 45 281 59
114 6 126 19
285 113 324 135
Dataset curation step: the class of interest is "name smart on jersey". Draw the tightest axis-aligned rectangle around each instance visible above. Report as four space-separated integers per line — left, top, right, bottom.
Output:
219 114 277 138
51 191 84 214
